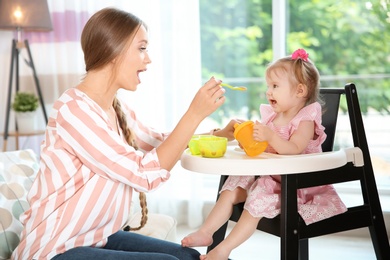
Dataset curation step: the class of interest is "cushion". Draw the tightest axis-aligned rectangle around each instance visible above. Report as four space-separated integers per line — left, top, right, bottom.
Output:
126 212 177 242
0 150 38 260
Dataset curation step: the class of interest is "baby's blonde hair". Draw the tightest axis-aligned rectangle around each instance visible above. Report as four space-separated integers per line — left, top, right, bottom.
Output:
265 55 320 105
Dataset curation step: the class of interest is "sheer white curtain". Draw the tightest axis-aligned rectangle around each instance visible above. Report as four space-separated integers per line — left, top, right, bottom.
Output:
0 0 207 227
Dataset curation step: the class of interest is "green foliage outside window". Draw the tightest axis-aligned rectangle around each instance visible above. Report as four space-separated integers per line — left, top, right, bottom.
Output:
199 0 390 122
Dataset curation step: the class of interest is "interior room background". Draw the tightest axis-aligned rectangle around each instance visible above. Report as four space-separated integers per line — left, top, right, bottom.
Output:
0 0 389 228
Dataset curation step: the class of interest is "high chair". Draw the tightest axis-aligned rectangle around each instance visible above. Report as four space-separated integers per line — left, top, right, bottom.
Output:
207 83 390 259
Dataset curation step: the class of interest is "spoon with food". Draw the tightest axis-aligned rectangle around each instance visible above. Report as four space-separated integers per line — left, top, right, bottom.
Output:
220 82 247 91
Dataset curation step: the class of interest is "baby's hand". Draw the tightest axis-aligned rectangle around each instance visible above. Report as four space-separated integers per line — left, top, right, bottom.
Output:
253 120 274 142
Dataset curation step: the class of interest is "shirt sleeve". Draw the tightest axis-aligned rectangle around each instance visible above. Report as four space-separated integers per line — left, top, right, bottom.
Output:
54 98 170 193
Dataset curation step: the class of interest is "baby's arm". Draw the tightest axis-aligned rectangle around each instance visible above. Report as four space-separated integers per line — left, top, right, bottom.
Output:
253 120 315 155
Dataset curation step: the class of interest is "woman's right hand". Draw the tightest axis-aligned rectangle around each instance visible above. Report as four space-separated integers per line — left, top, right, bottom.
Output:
187 77 226 120
156 77 226 171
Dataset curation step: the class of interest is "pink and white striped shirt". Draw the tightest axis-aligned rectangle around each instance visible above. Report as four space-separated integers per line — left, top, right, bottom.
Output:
12 88 170 260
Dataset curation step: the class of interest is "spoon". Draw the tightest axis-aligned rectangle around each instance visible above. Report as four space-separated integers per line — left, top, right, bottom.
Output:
220 82 247 91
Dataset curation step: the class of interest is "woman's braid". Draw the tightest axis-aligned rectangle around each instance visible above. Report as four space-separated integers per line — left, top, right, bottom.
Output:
113 97 148 231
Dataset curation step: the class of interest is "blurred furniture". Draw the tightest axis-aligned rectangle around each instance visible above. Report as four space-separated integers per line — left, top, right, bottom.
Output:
0 131 45 151
181 83 390 259
0 0 52 151
0 149 177 260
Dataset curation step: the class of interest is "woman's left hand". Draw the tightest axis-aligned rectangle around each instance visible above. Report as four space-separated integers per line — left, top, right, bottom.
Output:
214 118 245 141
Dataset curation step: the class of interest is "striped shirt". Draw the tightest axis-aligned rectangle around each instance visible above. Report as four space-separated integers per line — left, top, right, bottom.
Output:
12 88 170 260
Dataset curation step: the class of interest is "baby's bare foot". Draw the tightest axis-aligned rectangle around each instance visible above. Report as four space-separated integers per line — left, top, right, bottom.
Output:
181 230 213 247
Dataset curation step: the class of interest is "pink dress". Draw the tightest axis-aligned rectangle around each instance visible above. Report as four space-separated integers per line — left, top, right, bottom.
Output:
221 102 347 225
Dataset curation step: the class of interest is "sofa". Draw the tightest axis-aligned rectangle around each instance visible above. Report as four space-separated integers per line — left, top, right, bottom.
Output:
0 149 177 260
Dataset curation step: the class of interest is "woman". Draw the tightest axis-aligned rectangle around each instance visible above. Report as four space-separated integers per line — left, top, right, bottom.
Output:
12 7 236 260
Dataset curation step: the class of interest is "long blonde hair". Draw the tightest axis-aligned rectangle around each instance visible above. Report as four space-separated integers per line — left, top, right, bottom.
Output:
81 7 148 231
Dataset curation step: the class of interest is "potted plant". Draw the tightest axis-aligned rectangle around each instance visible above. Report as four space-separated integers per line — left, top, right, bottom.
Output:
12 92 39 133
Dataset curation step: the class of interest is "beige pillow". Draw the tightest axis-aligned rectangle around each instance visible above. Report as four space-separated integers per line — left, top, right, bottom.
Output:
0 150 38 260
125 212 177 242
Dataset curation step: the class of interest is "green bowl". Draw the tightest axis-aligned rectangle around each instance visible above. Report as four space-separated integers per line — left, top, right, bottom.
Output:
189 135 213 155
198 136 228 158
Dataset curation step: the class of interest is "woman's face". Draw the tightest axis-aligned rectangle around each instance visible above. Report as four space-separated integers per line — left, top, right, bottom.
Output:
117 25 151 91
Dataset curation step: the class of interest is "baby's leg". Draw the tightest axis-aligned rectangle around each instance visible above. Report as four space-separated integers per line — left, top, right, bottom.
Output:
181 188 247 248
200 209 261 260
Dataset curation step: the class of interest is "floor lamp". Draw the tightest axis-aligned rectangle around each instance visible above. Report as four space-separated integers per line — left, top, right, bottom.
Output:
0 0 52 151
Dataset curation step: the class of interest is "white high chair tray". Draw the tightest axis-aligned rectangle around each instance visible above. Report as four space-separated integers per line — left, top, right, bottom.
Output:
180 144 364 176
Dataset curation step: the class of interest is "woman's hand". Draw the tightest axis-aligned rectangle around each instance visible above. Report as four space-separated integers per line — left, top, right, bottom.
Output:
156 77 226 171
214 118 245 141
187 77 226 120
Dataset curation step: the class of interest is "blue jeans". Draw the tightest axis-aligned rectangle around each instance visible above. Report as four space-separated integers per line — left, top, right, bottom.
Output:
52 231 200 260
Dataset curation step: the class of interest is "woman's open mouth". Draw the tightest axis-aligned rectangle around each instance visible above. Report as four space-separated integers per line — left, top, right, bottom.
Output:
137 69 147 83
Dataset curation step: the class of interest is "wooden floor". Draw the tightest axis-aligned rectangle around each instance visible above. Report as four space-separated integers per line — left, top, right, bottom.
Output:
176 222 380 260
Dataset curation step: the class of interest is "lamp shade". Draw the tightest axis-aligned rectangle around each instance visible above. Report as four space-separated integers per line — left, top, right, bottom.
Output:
0 0 52 31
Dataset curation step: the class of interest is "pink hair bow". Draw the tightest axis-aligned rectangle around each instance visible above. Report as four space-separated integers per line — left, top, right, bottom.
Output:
291 49 309 62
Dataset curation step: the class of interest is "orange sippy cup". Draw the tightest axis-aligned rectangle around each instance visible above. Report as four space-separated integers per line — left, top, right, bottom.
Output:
233 121 268 157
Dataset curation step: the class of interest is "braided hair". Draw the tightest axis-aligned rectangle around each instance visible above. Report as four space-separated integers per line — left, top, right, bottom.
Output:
113 97 148 231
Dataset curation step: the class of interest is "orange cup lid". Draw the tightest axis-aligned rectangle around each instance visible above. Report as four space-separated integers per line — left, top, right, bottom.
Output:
233 121 254 139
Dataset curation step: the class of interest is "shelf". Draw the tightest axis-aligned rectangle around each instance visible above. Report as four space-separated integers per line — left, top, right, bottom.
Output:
0 130 45 137
2 39 48 152
1 130 45 151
